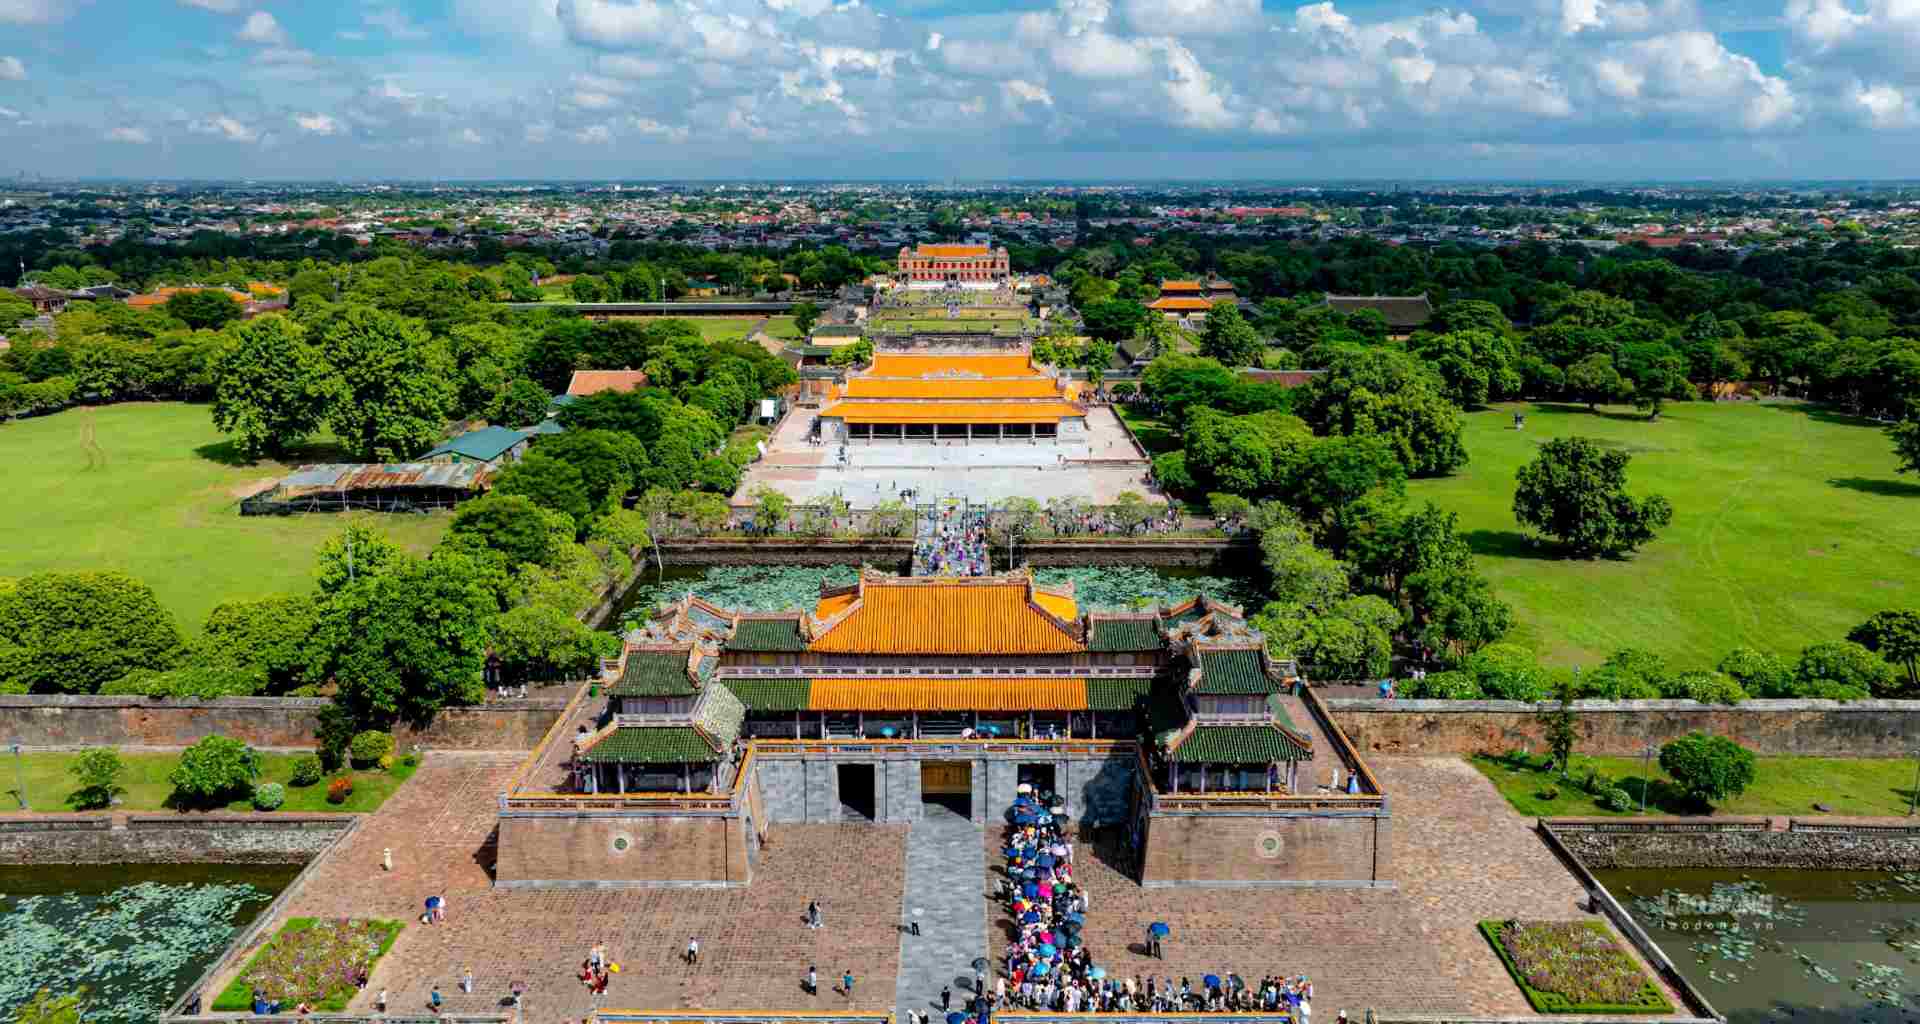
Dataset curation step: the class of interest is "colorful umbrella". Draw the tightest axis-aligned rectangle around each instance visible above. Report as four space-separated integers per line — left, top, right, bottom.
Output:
948 1014 968 1024
1089 967 1106 980
1204 975 1221 989
1038 943 1056 957
1021 910 1041 923
1149 922 1170 938
972 957 990 973
1030 961 1049 976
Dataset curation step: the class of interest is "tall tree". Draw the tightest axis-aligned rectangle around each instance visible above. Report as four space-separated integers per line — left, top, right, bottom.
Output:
312 552 493 724
163 289 244 330
319 306 457 461
492 452 592 532
1891 402 1920 475
1198 301 1263 366
0 571 181 694
1846 610 1920 693
209 315 334 459
1513 436 1673 558
1298 348 1467 477
1565 352 1627 411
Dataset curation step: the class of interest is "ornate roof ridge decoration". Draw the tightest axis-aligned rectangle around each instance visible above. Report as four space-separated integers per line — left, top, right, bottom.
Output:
690 684 746 752
637 592 736 645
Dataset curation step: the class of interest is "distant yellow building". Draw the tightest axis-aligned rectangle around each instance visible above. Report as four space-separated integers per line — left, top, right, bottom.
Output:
814 351 1088 443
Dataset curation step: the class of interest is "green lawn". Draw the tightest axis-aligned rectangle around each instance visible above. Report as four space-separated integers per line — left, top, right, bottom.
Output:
691 317 768 342
6 750 419 814
0 402 450 632
763 316 802 340
1115 405 1179 455
1407 401 1920 670
1471 751 1920 818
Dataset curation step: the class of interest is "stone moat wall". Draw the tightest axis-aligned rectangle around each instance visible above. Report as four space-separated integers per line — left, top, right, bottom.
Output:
0 694 569 751
0 814 351 864
1548 818 1920 870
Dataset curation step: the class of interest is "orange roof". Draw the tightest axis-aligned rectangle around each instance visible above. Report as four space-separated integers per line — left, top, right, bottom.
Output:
914 244 992 258
567 370 650 397
868 353 1039 378
1160 280 1204 292
818 400 1083 424
128 287 245 309
808 678 1089 712
808 576 1082 655
844 378 1064 400
1148 297 1219 311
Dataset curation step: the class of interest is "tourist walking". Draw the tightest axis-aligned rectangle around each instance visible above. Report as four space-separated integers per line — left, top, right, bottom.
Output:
807 900 822 930
842 970 855 1000
942 985 951 1011
806 965 818 996
685 937 700 966
460 966 473 994
375 989 387 1013
428 987 442 1014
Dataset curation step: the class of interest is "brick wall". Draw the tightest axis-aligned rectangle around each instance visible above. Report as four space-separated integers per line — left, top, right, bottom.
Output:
1139 810 1387 886
1551 819 1920 870
494 812 750 887
1326 698 1920 758
0 814 350 864
0 695 570 751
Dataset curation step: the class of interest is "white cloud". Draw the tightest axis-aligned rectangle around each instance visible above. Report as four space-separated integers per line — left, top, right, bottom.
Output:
105 126 151 143
0 106 22 120
569 90 619 110
1119 0 1259 36
1854 81 1918 127
925 31 941 51
365 7 430 40
575 123 613 143
178 0 256 11
596 54 669 78
1597 31 1799 130
555 0 672 47
189 115 259 142
457 127 486 144
236 11 289 45
0 0 76 23
1003 79 1053 106
294 112 342 134
0 56 24 80
629 116 689 142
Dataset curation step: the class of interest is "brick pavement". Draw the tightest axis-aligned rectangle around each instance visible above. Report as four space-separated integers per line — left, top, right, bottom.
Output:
983 758 1610 1018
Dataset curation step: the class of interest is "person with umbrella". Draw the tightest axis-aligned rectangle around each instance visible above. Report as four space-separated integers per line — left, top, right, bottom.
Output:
1148 921 1169 959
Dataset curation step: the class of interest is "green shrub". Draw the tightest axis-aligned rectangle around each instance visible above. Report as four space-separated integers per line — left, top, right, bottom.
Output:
1536 785 1559 801
377 754 396 772
1582 649 1669 700
325 776 354 804
1465 643 1550 702
1659 731 1758 807
348 730 393 767
67 747 126 810
1402 670 1484 699
289 754 324 787
1675 670 1747 705
1718 646 1793 696
1480 920 1672 1014
168 735 260 805
1795 640 1896 698
211 918 404 1012
98 665 266 699
1597 784 1635 812
252 782 285 811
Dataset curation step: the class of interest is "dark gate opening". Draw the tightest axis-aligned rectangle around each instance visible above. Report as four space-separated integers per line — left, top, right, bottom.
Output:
838 763 876 821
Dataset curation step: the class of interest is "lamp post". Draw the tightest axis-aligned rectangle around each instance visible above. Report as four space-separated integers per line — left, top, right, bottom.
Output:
1640 742 1657 815
1909 748 1919 817
10 742 24 811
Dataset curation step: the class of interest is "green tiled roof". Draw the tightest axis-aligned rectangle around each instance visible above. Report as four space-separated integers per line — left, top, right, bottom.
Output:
1170 725 1311 763
581 726 721 763
1192 649 1276 695
728 618 806 652
1089 618 1160 652
1085 678 1155 711
609 652 697 698
692 685 745 749
722 678 812 712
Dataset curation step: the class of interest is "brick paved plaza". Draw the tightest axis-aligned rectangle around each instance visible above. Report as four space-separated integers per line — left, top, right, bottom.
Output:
212 753 1674 1020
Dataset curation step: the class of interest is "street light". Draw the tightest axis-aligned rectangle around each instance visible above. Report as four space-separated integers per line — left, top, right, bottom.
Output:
1909 748 1919 817
1640 743 1658 815
10 742 24 811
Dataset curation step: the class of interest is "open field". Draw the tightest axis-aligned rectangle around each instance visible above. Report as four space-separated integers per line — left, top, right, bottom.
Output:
5 750 419 814
1472 751 1920 818
1408 401 1920 671
0 403 449 632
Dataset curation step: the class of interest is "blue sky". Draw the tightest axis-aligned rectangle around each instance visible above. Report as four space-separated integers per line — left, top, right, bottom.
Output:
3 0 1920 180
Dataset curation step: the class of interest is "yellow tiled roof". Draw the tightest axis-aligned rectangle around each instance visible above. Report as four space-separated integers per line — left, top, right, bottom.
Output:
1148 297 1218 311
817 401 1084 424
1160 280 1204 292
868 353 1039 378
809 577 1082 654
843 378 1064 400
809 677 1089 712
915 244 993 258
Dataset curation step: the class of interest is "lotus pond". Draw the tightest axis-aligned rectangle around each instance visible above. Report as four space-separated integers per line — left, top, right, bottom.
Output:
0 863 296 1024
1600 867 1920 1023
616 564 1263 626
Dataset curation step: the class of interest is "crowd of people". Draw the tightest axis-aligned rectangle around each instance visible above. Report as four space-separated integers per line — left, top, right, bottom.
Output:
1042 505 1184 538
914 502 989 576
988 788 1318 1021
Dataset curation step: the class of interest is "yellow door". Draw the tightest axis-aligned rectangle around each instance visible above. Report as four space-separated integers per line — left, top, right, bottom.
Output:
921 761 971 795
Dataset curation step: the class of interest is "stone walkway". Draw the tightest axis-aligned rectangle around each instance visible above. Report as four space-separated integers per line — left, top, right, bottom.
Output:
893 804 986 1018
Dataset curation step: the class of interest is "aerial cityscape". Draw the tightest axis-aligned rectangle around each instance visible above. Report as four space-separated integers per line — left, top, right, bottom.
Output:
4 4 1920 1024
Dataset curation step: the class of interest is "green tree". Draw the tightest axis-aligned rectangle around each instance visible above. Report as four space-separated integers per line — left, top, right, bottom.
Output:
10 989 87 1024
209 316 334 459
319 306 457 460
1513 437 1673 558
537 429 649 514
1796 639 1898 697
749 485 791 532
828 339 874 367
313 523 406 595
1082 298 1149 344
490 603 613 684
491 379 551 426
67 748 126 810
1618 342 1693 421
867 499 914 538
168 734 261 805
1718 646 1793 697
1297 347 1467 477
195 595 318 694
791 301 822 335
313 552 493 724
1408 329 1522 408
492 452 592 530
448 493 562 569
1847 609 1920 692
1658 732 1757 808
1891 402 1920 475
991 496 1043 563
1539 672 1578 776
1198 301 1262 366
1565 352 1628 411
1248 503 1351 611
163 289 244 330
0 571 182 695
1463 643 1550 702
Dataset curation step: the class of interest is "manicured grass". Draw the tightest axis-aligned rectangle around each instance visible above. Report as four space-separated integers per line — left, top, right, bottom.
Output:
0 403 448 631
1114 405 1179 455
5 750 419 814
1407 401 1920 670
1470 751 1920 818
763 316 803 340
212 917 404 1011
691 317 768 342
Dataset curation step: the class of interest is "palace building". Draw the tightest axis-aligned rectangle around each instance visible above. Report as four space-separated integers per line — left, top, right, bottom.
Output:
1147 277 1239 324
812 351 1089 444
496 571 1388 891
896 242 1012 291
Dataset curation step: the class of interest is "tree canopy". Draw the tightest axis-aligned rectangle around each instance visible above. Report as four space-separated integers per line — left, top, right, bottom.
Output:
1513 436 1673 558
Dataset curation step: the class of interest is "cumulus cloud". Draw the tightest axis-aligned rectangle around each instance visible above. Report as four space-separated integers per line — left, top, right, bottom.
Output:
236 11 289 45
105 126 151 143
364 7 430 40
0 56 24 80
1594 31 1798 130
189 115 259 142
294 112 342 134
178 0 257 11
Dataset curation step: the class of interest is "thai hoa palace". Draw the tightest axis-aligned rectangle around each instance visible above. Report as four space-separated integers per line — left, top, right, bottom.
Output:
896 241 1012 290
496 572 1390 890
812 351 1090 445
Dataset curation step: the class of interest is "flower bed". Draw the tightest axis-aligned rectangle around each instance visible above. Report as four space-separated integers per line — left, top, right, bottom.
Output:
211 917 402 1012
1479 920 1673 1014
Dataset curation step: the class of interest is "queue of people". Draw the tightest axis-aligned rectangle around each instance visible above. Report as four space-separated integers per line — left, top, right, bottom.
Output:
914 502 989 577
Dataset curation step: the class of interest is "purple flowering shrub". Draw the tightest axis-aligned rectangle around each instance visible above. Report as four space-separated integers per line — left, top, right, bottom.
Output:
1483 920 1672 1013
214 917 402 1011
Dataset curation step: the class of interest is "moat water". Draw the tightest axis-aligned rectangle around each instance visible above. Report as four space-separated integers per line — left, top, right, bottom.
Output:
0 862 297 1024
1599 867 1920 1024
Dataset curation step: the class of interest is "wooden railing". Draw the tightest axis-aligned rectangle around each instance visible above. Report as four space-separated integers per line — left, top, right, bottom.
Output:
750 737 1132 758
718 665 1157 679
503 747 755 813
500 679 596 797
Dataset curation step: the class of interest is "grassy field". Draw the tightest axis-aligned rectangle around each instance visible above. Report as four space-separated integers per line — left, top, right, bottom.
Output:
0 403 449 632
5 750 419 814
1407 401 1920 671
1114 405 1178 455
691 317 771 342
1471 751 1920 818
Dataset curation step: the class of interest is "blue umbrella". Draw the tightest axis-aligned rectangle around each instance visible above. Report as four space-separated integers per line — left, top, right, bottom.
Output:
1023 882 1039 898
1065 934 1082 948
1065 912 1085 925
1022 910 1041 923
948 1014 968 1024
1036 852 1056 868
1030 961 1049 976
1149 922 1170 938
881 726 897 738
1203 975 1221 989
1088 967 1106 980
426 896 442 910
1038 943 1057 957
